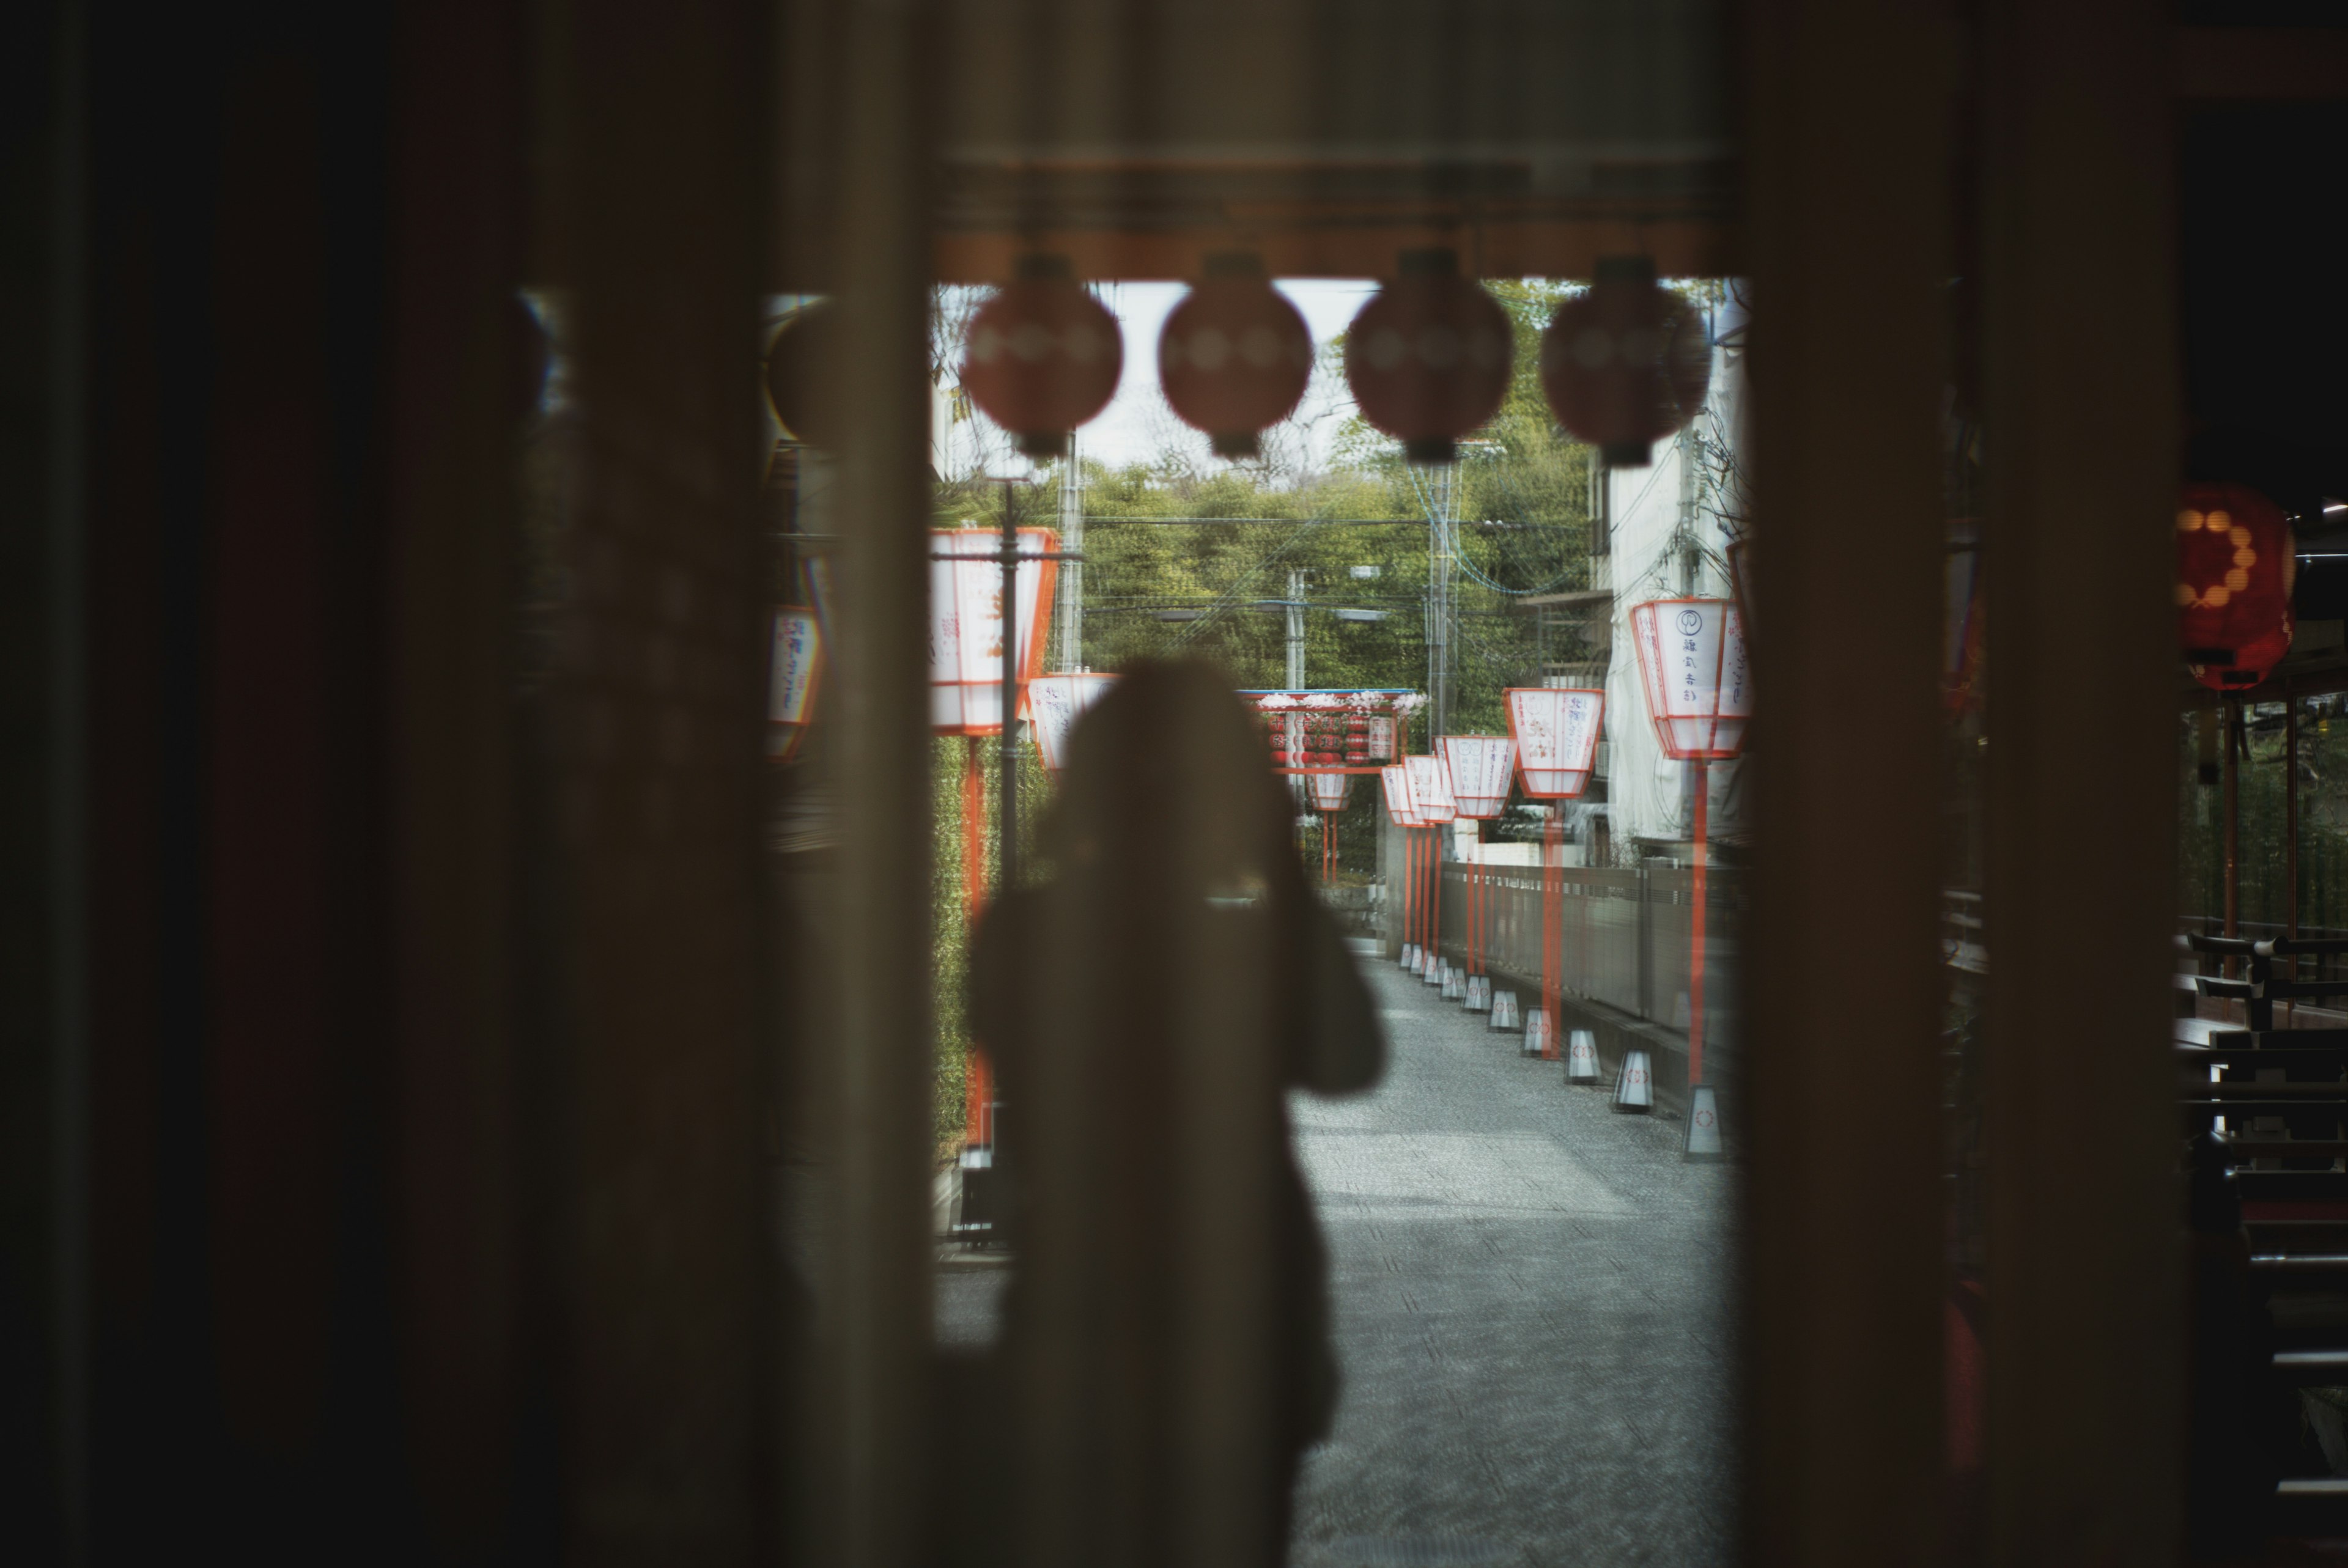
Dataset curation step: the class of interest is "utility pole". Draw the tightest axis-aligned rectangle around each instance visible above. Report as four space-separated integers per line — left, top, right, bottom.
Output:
1285 567 1306 690
1423 462 1455 738
1056 432 1083 669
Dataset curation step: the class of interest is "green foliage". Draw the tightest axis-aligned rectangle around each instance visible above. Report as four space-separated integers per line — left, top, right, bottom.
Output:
2179 703 2348 937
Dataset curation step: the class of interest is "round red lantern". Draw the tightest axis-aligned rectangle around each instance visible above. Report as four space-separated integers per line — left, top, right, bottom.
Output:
764 301 838 448
961 254 1123 458
1343 248 1513 465
2177 481 2294 687
1538 255 1711 468
1159 252 1313 460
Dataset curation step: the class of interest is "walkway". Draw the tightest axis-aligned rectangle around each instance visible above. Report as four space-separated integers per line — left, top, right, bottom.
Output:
1287 955 1736 1567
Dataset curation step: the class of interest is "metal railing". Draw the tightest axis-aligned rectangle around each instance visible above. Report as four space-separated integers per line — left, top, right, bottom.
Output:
1427 859 1744 1064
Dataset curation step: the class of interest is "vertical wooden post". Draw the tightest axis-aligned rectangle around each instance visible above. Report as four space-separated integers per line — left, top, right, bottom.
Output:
1978 0 2182 1559
824 0 939 1560
1743 0 1953 1559
2224 695 2240 956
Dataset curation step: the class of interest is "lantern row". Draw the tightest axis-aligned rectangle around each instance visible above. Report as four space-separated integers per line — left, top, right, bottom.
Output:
767 249 1712 470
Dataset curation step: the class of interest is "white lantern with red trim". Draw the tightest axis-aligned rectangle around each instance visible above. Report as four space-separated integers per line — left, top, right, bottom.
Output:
1505 687 1604 798
1307 771 1352 812
1626 596 1747 1118
1402 755 1457 823
931 528 1059 734
1438 736 1516 820
1627 598 1749 761
1025 671 1115 774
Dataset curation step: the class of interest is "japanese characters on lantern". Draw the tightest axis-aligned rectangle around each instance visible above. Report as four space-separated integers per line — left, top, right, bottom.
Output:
1379 764 1422 826
769 608 824 760
1505 688 1605 797
1628 598 1751 760
931 528 1059 734
1402 754 1459 823
1439 736 1516 819
1025 672 1117 773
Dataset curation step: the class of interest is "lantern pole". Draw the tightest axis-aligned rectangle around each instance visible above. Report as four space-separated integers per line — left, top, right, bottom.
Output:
997 479 1021 897
1689 756 1710 1088
2224 695 2240 974
2288 690 2300 1023
1542 807 1561 1051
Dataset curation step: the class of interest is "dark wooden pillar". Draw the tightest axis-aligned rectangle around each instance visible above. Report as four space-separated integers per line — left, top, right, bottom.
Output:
1741 1 1954 1561
1979 0 2182 1559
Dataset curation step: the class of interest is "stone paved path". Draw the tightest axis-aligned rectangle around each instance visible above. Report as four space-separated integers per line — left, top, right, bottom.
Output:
1287 957 1736 1568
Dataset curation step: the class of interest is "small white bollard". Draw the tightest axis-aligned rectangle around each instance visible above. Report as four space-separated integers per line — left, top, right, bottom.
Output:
1441 965 1465 1001
1521 1009 1551 1058
1565 1029 1600 1084
1488 991 1519 1031
1612 1048 1655 1113
1401 942 1419 971
1422 954 1444 986
1465 975 1491 1012
1684 1083 1724 1161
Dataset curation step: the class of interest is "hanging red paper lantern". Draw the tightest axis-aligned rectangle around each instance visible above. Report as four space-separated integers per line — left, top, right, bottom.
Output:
1159 252 1313 460
1538 256 1711 468
764 301 838 448
961 255 1123 458
1343 248 1513 465
2178 482 2294 688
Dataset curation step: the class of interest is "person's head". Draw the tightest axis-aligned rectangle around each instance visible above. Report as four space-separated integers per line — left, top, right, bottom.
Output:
1045 660 1298 902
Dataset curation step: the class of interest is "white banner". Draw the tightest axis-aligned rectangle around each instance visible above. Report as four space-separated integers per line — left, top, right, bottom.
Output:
768 608 824 759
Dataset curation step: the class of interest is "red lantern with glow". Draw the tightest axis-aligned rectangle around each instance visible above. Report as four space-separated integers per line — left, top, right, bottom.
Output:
2178 482 2294 689
961 255 1123 458
1159 252 1313 460
1343 249 1513 465
1538 256 1711 468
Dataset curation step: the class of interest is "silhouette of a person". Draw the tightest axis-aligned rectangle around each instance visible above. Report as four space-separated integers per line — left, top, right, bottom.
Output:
969 659 1386 1567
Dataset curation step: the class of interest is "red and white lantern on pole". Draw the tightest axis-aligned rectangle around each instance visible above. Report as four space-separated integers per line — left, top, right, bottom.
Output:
1628 598 1751 760
1507 688 1605 799
1159 252 1314 460
961 255 1123 459
932 529 1059 733
934 526 1059 1147
1024 671 1116 775
1505 687 1605 1058
1440 735 1516 1003
1402 756 1456 983
1628 598 1748 1139
768 607 824 762
1439 736 1514 819
1380 764 1425 971
1307 770 1351 885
